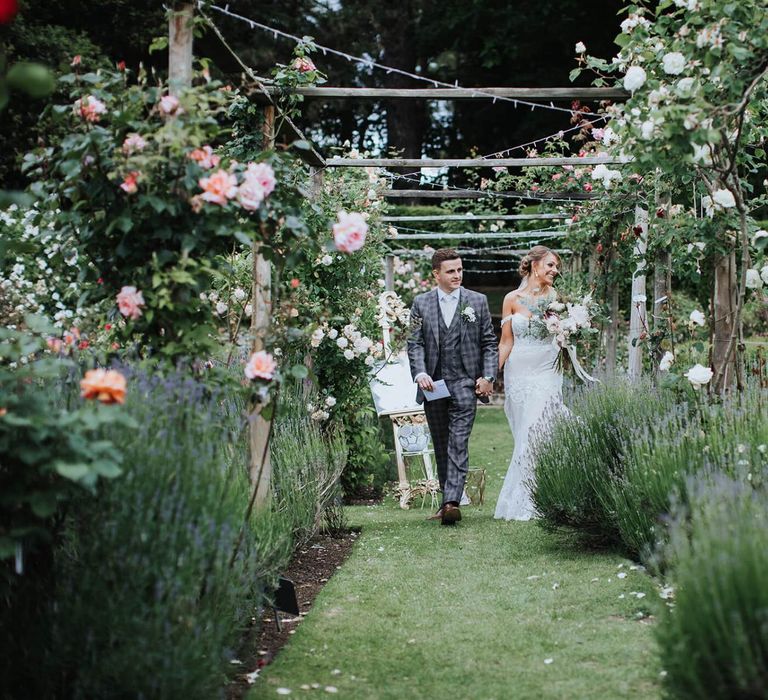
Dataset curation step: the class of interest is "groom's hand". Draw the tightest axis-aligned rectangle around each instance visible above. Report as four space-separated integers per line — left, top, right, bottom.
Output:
416 374 435 392
475 377 493 396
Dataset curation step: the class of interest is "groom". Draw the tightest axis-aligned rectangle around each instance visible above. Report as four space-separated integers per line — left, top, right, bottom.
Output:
407 249 498 525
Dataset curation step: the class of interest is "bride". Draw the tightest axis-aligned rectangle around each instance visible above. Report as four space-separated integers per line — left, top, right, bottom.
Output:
494 246 566 521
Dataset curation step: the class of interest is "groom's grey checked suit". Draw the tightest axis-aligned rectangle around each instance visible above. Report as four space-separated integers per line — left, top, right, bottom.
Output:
407 286 498 506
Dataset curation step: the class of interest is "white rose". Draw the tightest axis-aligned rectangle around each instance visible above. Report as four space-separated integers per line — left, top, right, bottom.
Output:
244 303 252 317
662 52 686 75
575 41 586 54
700 195 715 218
343 349 355 360
659 351 675 372
753 230 768 244
336 337 349 349
640 121 655 140
321 254 333 266
233 287 246 301
745 268 763 289
676 77 695 94
692 143 713 165
328 328 339 339
364 355 375 366
712 188 736 209
325 396 337 407
623 66 647 93
215 301 228 316
761 265 768 285
689 309 706 326
684 363 713 389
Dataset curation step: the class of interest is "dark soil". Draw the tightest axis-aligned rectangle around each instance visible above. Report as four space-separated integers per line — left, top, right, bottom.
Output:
227 529 360 699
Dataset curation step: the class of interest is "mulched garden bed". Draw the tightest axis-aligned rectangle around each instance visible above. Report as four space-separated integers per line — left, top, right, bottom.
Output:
228 528 360 699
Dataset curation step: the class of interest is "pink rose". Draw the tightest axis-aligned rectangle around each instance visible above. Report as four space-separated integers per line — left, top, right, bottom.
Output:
71 55 82 67
120 171 139 194
332 211 368 253
583 182 593 192
199 169 238 205
591 128 605 141
244 162 276 197
189 145 220 170
73 95 107 123
292 57 316 73
117 285 145 320
236 179 266 211
122 133 147 155
244 350 277 381
158 94 182 116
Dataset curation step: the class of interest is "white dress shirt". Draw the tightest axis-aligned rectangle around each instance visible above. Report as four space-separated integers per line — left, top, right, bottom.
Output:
437 287 460 327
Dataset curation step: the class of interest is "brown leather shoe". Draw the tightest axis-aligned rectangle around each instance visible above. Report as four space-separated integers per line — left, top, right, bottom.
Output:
441 503 462 526
427 508 444 521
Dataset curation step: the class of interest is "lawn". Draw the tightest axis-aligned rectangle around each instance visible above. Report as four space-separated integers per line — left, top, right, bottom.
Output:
249 408 662 700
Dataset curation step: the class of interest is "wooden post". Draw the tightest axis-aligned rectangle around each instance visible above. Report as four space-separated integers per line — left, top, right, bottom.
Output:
249 105 275 506
605 275 619 374
384 254 395 292
168 3 194 93
712 250 737 392
628 207 648 380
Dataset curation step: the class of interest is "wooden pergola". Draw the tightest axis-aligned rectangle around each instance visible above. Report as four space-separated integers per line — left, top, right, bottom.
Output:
168 5 654 502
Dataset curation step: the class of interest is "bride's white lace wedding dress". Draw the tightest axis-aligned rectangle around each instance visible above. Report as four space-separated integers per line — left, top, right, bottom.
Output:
494 310 565 521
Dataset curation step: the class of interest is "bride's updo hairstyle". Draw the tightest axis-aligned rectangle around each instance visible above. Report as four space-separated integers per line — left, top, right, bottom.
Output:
519 245 561 277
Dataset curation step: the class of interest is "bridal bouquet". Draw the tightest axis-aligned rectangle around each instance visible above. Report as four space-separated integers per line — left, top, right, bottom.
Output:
529 293 600 381
542 294 598 350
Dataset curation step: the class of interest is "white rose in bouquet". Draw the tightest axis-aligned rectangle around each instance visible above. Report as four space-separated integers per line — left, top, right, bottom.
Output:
659 351 675 372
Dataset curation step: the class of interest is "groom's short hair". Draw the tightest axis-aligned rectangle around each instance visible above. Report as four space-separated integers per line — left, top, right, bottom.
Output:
431 248 461 271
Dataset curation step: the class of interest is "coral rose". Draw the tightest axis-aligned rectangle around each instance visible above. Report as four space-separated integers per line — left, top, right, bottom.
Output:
116 285 145 320
292 57 316 72
189 145 220 170
199 169 238 205
122 133 146 155
80 368 127 404
244 350 277 381
158 94 182 116
332 211 368 253
120 171 139 194
74 95 107 123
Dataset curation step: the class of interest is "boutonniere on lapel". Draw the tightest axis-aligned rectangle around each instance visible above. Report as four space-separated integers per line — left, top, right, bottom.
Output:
459 303 477 323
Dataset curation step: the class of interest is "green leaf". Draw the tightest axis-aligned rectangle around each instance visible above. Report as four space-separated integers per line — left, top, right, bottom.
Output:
568 68 582 83
290 364 309 379
54 462 91 481
29 492 58 518
614 33 630 48
234 230 253 247
92 460 122 478
149 36 169 54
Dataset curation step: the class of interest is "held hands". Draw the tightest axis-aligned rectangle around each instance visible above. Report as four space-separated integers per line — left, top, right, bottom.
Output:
475 377 493 398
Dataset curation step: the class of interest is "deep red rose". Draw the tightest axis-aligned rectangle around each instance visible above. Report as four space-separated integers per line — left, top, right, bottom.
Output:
596 243 604 254
117 60 126 71
104 323 112 331
0 0 19 24
78 340 90 350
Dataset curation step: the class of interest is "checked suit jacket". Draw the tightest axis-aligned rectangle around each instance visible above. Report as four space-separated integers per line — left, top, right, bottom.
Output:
407 286 498 404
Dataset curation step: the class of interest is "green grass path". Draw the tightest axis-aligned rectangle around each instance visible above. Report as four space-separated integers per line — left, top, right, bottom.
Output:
249 408 661 700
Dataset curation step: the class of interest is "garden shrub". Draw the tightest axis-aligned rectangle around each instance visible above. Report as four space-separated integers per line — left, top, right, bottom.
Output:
531 379 677 543
657 471 768 699
2 364 348 698
611 381 768 563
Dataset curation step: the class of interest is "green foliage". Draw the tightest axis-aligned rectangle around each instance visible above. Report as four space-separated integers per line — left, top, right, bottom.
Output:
2 363 347 698
24 67 315 362
0 318 128 568
657 475 768 699
532 379 679 543
611 381 767 564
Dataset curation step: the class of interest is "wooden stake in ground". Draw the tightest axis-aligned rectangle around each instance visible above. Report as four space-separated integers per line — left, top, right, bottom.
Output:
168 3 194 92
712 250 737 392
249 105 275 506
628 207 648 380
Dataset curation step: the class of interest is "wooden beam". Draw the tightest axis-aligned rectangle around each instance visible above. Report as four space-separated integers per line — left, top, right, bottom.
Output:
382 213 569 222
392 231 568 240
383 189 598 201
258 86 627 101
328 156 627 168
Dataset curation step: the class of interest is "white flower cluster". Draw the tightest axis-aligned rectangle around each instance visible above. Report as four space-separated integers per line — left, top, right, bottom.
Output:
201 288 252 320
591 163 623 189
310 319 384 366
306 394 337 422
0 205 93 328
620 13 651 34
376 291 410 328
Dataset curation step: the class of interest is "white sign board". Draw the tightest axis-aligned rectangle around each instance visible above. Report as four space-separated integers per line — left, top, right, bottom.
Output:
369 351 420 416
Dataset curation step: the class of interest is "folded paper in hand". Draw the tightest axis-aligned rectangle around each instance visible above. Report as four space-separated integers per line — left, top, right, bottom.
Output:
422 379 450 402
